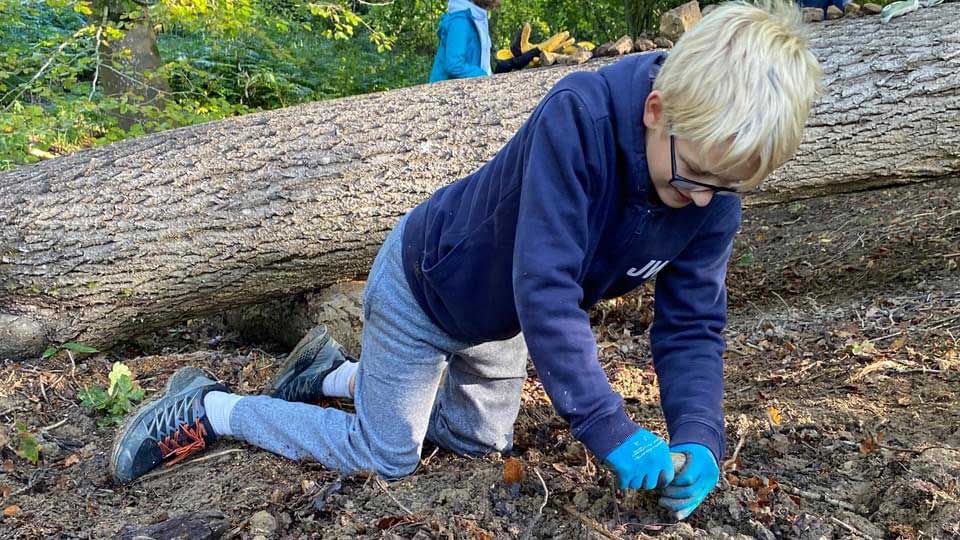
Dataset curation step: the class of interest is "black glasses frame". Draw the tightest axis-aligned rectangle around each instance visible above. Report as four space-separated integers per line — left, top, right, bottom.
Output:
669 135 742 197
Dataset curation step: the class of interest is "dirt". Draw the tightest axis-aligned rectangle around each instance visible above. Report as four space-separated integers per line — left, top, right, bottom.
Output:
2 179 959 540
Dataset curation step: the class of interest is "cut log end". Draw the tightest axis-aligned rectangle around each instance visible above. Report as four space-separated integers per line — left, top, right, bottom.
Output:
0 314 46 360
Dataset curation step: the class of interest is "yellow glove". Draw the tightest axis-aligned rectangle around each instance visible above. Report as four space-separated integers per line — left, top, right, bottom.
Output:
536 30 572 54
495 48 514 61
561 41 595 55
494 24 542 74
517 23 534 53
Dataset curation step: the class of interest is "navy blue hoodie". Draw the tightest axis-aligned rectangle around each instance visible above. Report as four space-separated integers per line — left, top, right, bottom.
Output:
402 52 740 462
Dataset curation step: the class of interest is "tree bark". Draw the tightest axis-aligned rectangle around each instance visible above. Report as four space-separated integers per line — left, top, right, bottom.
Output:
116 510 228 540
1 5 959 359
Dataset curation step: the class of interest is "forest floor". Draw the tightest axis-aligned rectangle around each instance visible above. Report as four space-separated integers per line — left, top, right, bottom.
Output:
2 179 959 540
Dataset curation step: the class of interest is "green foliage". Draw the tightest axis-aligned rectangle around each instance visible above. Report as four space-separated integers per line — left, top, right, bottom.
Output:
41 341 99 359
493 0 627 48
14 422 40 465
0 0 674 171
78 362 146 427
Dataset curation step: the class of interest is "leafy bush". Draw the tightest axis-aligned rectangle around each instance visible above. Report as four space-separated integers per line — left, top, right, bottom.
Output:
0 0 685 171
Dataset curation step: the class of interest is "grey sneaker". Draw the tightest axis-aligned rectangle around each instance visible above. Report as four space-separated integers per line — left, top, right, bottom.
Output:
109 367 229 484
266 325 352 403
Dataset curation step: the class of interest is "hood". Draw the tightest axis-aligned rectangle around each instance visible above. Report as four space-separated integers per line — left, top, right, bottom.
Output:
597 52 667 204
443 0 492 76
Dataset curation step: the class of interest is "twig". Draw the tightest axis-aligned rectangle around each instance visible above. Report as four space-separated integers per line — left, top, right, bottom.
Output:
770 290 790 310
830 516 874 539
39 418 68 433
12 471 43 496
418 446 440 469
1 27 86 109
876 443 960 456
66 349 78 386
38 376 48 403
97 64 170 98
867 331 903 343
136 448 244 482
521 467 549 540
722 430 748 472
563 504 637 540
924 314 960 330
90 6 107 99
780 484 868 514
375 476 415 516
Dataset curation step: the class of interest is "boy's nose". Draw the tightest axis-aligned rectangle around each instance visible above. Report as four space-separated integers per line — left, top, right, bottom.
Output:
689 190 714 207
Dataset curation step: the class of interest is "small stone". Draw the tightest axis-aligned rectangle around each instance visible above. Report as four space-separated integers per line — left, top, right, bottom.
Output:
863 2 882 13
250 510 277 538
702 4 717 16
845 2 862 15
634 38 657 52
653 36 674 49
572 490 591 511
609 35 634 56
660 0 703 42
803 7 824 22
749 519 776 540
39 440 61 460
826 5 844 19
594 41 613 57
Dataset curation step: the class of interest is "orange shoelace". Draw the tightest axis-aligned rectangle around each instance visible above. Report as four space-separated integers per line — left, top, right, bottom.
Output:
158 418 207 467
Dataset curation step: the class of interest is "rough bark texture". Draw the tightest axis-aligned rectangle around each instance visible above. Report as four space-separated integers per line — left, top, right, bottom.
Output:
2 5 959 359
116 510 228 540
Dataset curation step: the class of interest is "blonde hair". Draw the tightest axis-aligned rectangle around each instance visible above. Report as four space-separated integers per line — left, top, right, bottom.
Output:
653 0 823 188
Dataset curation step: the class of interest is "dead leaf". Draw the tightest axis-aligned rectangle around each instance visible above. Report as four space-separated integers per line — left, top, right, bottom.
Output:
63 454 80 468
376 515 415 530
846 339 878 357
851 359 902 381
889 336 907 351
0 486 9 497
2 460 12 472
766 406 782 427
503 457 524 484
859 432 884 454
741 476 765 489
3 505 19 517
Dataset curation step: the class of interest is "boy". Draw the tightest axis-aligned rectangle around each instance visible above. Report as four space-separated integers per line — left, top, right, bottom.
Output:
111 0 821 520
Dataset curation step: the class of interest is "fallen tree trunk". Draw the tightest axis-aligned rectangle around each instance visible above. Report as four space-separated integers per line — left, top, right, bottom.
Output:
1 5 959 359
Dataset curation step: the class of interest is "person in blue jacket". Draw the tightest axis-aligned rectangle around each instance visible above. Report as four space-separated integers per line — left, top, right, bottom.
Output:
111 0 822 521
429 0 500 82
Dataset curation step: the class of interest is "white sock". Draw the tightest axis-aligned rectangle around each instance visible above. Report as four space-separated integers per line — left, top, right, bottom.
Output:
203 391 243 437
321 361 359 399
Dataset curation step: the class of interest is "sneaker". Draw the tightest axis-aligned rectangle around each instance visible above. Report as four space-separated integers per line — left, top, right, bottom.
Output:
266 325 351 403
110 367 229 484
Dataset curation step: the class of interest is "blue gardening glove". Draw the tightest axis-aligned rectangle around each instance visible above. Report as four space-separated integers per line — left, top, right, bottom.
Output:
605 429 675 490
659 443 720 520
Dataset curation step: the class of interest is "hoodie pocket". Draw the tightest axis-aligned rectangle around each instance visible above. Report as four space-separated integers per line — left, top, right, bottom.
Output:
419 214 517 341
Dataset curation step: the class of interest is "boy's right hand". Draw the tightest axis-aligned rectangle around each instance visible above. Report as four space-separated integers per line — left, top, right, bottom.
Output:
605 428 676 490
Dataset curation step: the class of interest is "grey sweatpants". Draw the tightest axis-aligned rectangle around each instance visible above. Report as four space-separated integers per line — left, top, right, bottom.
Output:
229 215 529 478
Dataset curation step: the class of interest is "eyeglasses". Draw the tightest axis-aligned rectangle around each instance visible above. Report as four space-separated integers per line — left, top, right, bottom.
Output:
669 135 742 197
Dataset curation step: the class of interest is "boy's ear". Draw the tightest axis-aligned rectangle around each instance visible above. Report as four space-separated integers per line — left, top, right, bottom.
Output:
643 90 666 131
